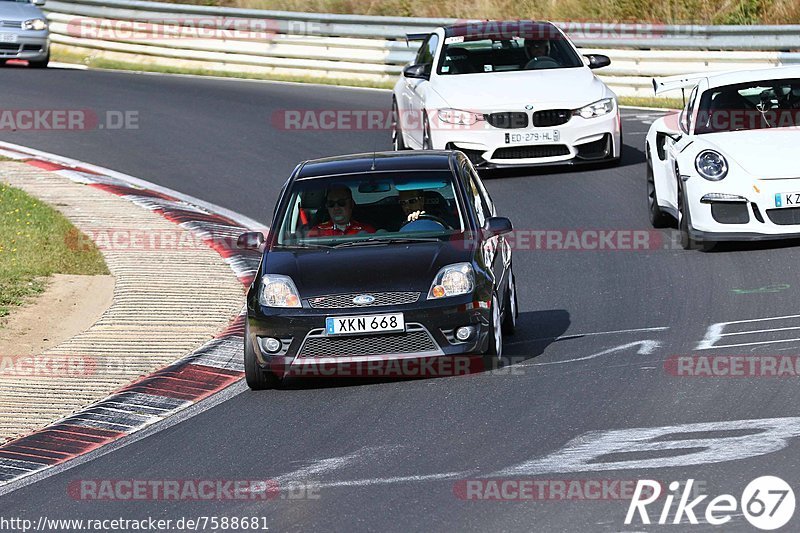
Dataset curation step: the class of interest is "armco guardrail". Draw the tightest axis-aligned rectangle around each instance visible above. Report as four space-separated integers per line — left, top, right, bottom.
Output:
43 0 800 95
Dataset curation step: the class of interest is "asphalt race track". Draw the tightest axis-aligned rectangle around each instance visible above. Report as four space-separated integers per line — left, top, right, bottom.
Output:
2 67 800 531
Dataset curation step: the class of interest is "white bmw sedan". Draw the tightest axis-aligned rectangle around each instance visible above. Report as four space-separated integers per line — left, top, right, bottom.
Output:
646 66 800 250
391 20 621 168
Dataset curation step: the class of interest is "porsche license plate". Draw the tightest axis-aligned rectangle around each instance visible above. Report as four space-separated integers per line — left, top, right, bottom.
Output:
326 313 405 336
774 192 800 208
0 34 18 43
505 130 560 144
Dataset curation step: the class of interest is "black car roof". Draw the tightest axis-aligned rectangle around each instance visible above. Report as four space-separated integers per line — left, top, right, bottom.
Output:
295 151 458 180
443 20 561 41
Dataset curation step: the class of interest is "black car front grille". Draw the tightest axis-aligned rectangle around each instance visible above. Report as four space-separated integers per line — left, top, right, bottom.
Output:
576 134 612 160
0 21 23 29
21 44 42 52
298 325 439 357
493 144 570 159
767 207 800 225
484 112 529 129
711 203 750 224
0 43 19 51
532 109 571 127
308 292 420 309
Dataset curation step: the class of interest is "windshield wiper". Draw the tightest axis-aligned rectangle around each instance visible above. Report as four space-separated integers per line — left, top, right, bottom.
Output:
277 242 335 250
332 236 442 248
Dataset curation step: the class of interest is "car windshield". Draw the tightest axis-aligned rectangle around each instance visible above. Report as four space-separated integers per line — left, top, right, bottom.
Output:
274 171 466 248
695 78 800 134
437 34 583 75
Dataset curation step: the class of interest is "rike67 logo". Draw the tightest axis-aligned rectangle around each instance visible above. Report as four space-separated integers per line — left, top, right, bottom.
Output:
625 476 795 530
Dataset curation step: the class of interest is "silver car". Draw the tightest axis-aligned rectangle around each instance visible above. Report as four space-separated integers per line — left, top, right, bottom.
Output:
0 0 49 68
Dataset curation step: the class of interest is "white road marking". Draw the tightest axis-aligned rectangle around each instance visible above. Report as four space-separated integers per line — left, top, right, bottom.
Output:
495 417 800 476
697 314 800 350
531 340 662 366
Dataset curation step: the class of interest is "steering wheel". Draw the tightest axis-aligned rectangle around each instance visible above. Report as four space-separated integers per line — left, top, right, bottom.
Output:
525 57 560 70
400 213 450 230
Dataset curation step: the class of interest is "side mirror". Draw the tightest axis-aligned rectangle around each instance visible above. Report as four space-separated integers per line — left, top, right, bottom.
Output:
403 64 429 79
584 54 611 70
237 231 265 251
483 217 513 237
32 0 45 6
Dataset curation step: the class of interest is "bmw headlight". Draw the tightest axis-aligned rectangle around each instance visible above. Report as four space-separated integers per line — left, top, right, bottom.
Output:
259 274 301 308
437 108 483 126
574 98 615 119
23 19 47 31
695 150 728 181
428 263 475 299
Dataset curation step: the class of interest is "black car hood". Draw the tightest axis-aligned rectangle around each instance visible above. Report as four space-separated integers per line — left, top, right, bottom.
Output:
262 240 476 297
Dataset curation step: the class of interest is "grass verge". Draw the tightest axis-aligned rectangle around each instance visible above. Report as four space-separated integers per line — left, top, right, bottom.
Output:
51 49 680 109
163 0 800 25
0 181 109 318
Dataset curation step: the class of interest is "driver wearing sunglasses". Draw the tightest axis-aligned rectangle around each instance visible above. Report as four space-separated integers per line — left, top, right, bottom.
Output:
398 189 426 222
307 186 376 237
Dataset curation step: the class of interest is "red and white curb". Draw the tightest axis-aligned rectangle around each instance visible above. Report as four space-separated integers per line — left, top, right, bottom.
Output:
0 141 264 487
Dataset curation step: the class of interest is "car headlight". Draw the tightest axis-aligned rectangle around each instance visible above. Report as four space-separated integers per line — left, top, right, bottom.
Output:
574 98 615 119
437 108 483 126
427 263 475 299
695 150 728 181
259 274 301 308
23 19 47 31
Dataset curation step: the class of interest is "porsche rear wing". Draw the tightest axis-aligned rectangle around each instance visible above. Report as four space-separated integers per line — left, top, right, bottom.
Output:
652 73 708 95
405 32 429 46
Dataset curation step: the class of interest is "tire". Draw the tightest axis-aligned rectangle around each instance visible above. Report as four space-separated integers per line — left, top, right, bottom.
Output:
28 52 49 69
391 98 407 151
482 294 504 371
244 322 282 390
646 150 671 228
501 269 517 336
422 113 433 150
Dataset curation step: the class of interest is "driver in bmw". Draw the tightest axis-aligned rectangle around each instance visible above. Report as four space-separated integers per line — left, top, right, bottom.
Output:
523 38 551 68
308 186 376 237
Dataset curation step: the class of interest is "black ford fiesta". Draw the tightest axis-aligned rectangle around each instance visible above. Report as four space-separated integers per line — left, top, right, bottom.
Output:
239 150 517 389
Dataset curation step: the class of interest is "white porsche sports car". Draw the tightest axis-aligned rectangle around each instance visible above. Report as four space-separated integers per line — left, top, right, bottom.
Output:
646 66 800 250
392 20 622 168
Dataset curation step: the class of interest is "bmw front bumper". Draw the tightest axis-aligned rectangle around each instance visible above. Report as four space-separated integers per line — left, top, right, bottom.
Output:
429 108 622 167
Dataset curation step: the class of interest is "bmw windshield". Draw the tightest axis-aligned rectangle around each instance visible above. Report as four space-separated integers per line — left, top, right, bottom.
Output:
437 34 583 75
274 171 467 249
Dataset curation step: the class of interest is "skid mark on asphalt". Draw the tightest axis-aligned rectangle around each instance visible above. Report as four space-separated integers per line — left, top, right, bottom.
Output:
506 326 670 345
